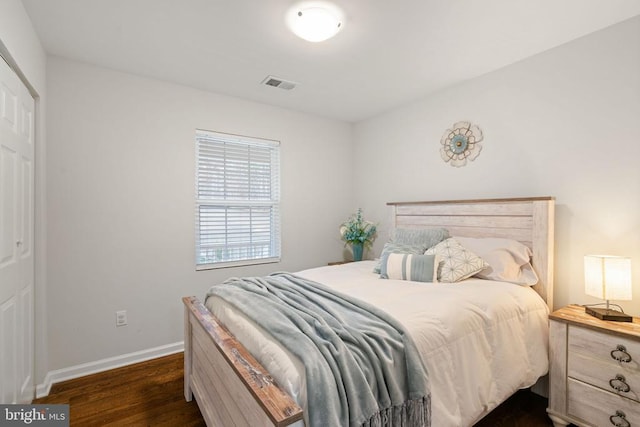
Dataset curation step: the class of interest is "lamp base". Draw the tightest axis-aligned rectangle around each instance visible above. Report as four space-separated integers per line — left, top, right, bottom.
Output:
585 306 632 322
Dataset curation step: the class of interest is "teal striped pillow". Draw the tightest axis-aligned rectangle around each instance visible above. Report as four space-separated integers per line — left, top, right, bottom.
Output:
380 253 438 282
373 242 427 274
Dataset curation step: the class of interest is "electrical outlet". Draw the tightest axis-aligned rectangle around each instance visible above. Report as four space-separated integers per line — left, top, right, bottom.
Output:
116 310 127 327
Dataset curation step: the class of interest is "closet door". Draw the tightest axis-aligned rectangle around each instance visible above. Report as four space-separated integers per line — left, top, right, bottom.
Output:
0 55 35 404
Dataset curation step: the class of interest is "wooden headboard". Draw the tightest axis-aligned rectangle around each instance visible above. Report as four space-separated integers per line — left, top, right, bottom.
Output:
387 197 555 310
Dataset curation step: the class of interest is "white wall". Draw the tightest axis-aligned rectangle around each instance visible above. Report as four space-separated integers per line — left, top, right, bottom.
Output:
354 16 640 314
0 0 48 385
0 0 45 90
45 57 353 370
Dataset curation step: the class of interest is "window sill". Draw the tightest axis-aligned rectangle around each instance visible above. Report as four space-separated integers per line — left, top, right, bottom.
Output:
196 257 280 271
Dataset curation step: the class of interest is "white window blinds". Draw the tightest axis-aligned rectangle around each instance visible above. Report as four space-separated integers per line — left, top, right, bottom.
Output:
195 130 281 269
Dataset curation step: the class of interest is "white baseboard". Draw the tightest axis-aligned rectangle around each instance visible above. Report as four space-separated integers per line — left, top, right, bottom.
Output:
36 341 184 398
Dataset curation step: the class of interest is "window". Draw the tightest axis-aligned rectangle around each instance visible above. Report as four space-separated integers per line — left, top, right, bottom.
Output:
195 129 281 270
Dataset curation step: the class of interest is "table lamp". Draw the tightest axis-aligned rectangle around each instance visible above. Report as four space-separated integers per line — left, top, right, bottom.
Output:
584 255 632 322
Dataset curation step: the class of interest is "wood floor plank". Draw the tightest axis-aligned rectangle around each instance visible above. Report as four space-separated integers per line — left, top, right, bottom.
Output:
34 352 554 426
34 353 206 427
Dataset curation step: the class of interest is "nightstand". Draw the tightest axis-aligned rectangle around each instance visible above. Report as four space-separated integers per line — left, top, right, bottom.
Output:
548 304 640 427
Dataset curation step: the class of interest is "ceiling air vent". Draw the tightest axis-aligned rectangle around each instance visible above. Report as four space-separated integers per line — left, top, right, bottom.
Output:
261 75 297 90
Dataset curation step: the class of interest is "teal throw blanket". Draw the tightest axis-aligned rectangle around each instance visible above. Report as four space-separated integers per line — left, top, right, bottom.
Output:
206 272 431 427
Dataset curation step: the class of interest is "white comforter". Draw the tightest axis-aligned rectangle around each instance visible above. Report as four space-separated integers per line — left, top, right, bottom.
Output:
206 261 549 427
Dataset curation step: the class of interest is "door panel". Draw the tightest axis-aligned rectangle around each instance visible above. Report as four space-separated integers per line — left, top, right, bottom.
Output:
20 158 32 258
0 145 16 266
0 56 35 404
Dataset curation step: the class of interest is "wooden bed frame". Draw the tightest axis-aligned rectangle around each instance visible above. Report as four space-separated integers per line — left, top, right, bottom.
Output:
183 196 555 426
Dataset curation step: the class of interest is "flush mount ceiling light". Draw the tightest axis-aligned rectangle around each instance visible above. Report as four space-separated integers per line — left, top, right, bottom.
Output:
286 2 344 42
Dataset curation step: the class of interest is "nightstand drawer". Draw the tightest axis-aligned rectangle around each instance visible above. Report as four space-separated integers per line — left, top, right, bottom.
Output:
569 325 640 370
568 378 640 426
549 306 640 427
569 351 640 402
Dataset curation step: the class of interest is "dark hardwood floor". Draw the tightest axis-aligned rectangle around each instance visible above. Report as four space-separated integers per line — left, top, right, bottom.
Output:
34 353 205 426
35 352 555 426
474 388 554 427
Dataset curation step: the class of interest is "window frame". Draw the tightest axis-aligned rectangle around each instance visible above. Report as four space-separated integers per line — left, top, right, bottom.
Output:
195 129 281 270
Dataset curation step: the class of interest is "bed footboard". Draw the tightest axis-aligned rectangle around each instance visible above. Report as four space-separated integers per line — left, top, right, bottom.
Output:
183 296 303 427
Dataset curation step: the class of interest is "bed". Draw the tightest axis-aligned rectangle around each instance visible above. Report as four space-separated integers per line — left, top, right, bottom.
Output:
183 196 555 427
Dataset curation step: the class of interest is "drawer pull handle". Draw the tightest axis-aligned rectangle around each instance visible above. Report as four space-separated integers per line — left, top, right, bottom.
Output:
611 345 633 363
610 375 631 393
610 410 630 427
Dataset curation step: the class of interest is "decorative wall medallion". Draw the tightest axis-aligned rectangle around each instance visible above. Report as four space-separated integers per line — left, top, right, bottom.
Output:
440 121 483 167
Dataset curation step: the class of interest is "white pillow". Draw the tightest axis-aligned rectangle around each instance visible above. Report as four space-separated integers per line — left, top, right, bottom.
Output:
453 236 539 286
425 238 489 283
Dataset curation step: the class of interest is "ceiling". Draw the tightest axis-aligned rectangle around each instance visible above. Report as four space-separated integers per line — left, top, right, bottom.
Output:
21 0 640 122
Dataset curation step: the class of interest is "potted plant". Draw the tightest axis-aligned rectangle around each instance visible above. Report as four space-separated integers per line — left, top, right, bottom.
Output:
339 208 377 261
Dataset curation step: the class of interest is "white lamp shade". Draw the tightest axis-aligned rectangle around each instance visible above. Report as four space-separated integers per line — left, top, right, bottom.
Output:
584 255 632 301
286 3 343 42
